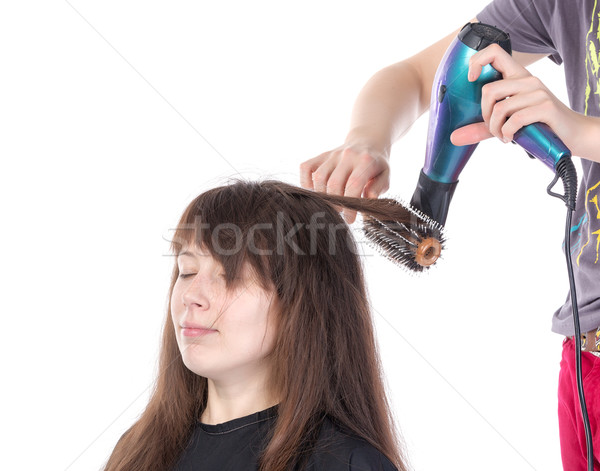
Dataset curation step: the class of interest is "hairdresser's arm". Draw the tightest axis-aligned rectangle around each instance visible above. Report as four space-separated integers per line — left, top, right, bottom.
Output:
299 17 552 223
299 23 474 223
451 43 600 164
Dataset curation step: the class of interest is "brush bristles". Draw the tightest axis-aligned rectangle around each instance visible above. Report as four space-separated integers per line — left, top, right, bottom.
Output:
361 198 446 273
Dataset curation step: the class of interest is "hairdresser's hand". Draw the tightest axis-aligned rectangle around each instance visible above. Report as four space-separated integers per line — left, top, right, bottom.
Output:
450 43 584 152
300 142 390 224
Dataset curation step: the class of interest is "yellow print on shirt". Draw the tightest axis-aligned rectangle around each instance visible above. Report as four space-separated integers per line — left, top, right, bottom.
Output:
577 180 600 265
577 0 600 265
584 0 600 114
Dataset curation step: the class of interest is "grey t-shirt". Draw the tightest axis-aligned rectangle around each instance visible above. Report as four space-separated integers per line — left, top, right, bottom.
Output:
477 0 600 336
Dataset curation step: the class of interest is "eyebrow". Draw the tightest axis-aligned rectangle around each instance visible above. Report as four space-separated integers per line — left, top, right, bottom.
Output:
176 250 210 259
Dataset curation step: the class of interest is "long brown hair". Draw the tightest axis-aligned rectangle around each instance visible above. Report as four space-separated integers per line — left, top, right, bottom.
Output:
103 179 410 471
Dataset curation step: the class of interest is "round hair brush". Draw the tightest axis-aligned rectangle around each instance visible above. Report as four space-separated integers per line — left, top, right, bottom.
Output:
360 197 445 272
312 190 446 272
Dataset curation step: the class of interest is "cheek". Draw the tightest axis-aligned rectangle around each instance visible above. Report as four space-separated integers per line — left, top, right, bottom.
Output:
170 284 185 333
251 312 278 357
224 310 277 357
171 282 184 314
262 314 278 353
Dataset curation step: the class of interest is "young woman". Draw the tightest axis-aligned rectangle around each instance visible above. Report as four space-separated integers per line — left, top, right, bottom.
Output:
103 179 408 471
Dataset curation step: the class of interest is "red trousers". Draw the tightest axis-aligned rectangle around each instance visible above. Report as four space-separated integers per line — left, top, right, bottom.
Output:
558 337 600 470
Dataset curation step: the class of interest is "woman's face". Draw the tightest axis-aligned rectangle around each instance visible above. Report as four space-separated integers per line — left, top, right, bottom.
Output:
171 246 278 386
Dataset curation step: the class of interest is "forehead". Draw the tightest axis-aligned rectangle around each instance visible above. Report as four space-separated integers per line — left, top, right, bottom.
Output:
176 245 211 260
175 247 229 270
175 245 252 275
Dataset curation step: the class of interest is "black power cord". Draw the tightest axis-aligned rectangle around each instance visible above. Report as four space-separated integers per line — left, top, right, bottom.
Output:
548 156 594 471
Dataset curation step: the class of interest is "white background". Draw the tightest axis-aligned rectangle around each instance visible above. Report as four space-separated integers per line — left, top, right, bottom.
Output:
1 1 575 470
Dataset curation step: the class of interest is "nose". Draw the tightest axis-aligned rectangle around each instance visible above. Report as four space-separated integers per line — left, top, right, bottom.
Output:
182 274 211 311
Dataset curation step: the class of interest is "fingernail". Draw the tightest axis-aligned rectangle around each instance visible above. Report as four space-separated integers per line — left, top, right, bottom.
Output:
502 137 510 143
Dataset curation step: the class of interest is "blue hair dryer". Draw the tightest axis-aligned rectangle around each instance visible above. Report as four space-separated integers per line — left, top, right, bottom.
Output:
410 22 575 225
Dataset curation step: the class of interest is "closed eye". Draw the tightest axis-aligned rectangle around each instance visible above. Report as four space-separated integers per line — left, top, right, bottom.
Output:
178 273 196 279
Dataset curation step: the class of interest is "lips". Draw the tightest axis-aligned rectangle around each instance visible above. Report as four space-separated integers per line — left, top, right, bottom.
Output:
180 322 217 338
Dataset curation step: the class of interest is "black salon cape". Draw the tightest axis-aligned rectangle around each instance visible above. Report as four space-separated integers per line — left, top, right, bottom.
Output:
172 406 398 471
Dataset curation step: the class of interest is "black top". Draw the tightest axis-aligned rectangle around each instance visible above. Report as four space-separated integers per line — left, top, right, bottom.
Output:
172 406 398 471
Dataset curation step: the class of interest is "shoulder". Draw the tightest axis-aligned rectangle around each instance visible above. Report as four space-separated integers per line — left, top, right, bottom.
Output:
307 417 399 471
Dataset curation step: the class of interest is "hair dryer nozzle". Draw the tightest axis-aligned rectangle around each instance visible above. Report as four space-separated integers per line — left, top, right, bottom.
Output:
410 170 458 226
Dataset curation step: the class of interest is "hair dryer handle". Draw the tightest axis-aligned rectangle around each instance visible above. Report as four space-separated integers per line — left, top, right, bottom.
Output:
512 122 572 171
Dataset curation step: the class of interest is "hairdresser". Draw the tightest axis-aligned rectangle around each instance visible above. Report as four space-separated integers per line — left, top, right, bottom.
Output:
299 1 600 469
